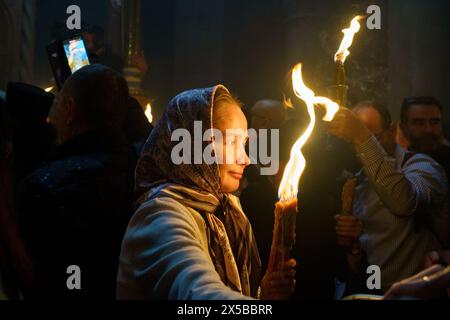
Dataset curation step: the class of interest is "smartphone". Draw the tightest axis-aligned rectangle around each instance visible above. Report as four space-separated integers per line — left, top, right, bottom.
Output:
62 36 90 73
47 35 91 90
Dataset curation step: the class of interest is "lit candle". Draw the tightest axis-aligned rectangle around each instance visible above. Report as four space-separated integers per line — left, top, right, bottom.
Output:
336 62 346 87
334 16 364 107
265 64 340 274
267 199 298 273
334 16 364 66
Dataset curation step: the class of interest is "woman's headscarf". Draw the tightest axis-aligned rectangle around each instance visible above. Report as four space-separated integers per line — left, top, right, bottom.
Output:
135 85 261 297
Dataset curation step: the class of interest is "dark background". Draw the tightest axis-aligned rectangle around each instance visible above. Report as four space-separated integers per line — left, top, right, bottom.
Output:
1 0 449 125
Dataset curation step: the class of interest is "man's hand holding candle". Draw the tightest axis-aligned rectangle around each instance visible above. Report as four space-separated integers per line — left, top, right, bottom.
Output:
327 107 372 146
335 214 362 242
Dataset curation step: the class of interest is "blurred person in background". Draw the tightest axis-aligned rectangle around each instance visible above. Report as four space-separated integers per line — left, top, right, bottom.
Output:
17 65 136 298
0 98 34 300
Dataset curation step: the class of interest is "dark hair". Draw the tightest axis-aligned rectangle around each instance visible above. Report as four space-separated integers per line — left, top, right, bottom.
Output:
353 100 392 130
400 96 443 124
60 64 129 129
5 82 54 126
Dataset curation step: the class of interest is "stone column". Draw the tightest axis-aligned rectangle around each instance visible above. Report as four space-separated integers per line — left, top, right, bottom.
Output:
0 0 36 88
18 0 36 83
122 0 144 97
0 0 15 90
108 0 123 57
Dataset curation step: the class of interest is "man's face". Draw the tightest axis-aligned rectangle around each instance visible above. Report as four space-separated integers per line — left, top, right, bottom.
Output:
354 106 396 156
403 104 443 153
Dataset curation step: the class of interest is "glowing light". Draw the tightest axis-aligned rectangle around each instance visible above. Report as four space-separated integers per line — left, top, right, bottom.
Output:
44 86 54 93
334 16 364 64
278 64 339 201
145 103 153 124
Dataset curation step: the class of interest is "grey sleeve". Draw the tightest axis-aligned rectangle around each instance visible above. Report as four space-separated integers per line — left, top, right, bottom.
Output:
117 198 252 300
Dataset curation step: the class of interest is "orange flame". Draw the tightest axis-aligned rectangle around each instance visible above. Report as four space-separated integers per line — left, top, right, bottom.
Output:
145 103 153 124
283 95 294 110
44 86 54 93
278 64 340 202
334 16 364 64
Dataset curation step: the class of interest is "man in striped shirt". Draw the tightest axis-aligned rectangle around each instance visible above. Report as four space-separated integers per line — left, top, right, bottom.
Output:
328 101 449 292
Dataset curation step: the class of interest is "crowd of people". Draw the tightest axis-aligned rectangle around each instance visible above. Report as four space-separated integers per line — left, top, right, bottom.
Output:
0 50 449 299
242 97 450 299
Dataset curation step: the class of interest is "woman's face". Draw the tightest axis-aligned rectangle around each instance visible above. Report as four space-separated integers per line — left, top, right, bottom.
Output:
214 103 250 193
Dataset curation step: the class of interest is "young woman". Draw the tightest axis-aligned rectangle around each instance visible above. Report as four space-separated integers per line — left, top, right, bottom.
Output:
117 85 296 300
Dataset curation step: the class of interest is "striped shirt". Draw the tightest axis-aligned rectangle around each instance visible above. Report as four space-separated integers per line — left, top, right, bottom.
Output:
353 135 449 290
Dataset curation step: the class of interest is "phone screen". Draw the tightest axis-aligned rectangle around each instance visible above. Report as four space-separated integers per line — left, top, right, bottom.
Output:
63 37 90 73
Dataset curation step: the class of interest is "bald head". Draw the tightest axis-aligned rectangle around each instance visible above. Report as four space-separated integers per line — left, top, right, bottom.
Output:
57 64 129 143
250 99 285 131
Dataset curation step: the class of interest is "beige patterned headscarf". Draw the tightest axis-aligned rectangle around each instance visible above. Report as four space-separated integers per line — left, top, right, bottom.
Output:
135 85 261 297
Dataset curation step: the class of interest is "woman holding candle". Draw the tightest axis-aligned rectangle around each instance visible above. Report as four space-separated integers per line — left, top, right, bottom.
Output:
117 85 296 300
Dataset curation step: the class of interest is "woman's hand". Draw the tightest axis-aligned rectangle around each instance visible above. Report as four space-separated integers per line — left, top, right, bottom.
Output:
260 259 297 300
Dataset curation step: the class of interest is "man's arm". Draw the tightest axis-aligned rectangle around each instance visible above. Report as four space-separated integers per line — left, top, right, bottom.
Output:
355 135 447 217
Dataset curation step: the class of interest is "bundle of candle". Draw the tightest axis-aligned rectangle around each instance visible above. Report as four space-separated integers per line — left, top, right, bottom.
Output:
265 14 364 276
265 64 339 274
267 199 298 273
338 177 357 248
342 177 356 214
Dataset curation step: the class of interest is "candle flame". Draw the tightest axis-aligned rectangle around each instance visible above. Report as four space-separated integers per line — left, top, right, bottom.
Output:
278 64 340 202
145 103 153 124
283 96 294 110
334 16 364 64
44 86 54 93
